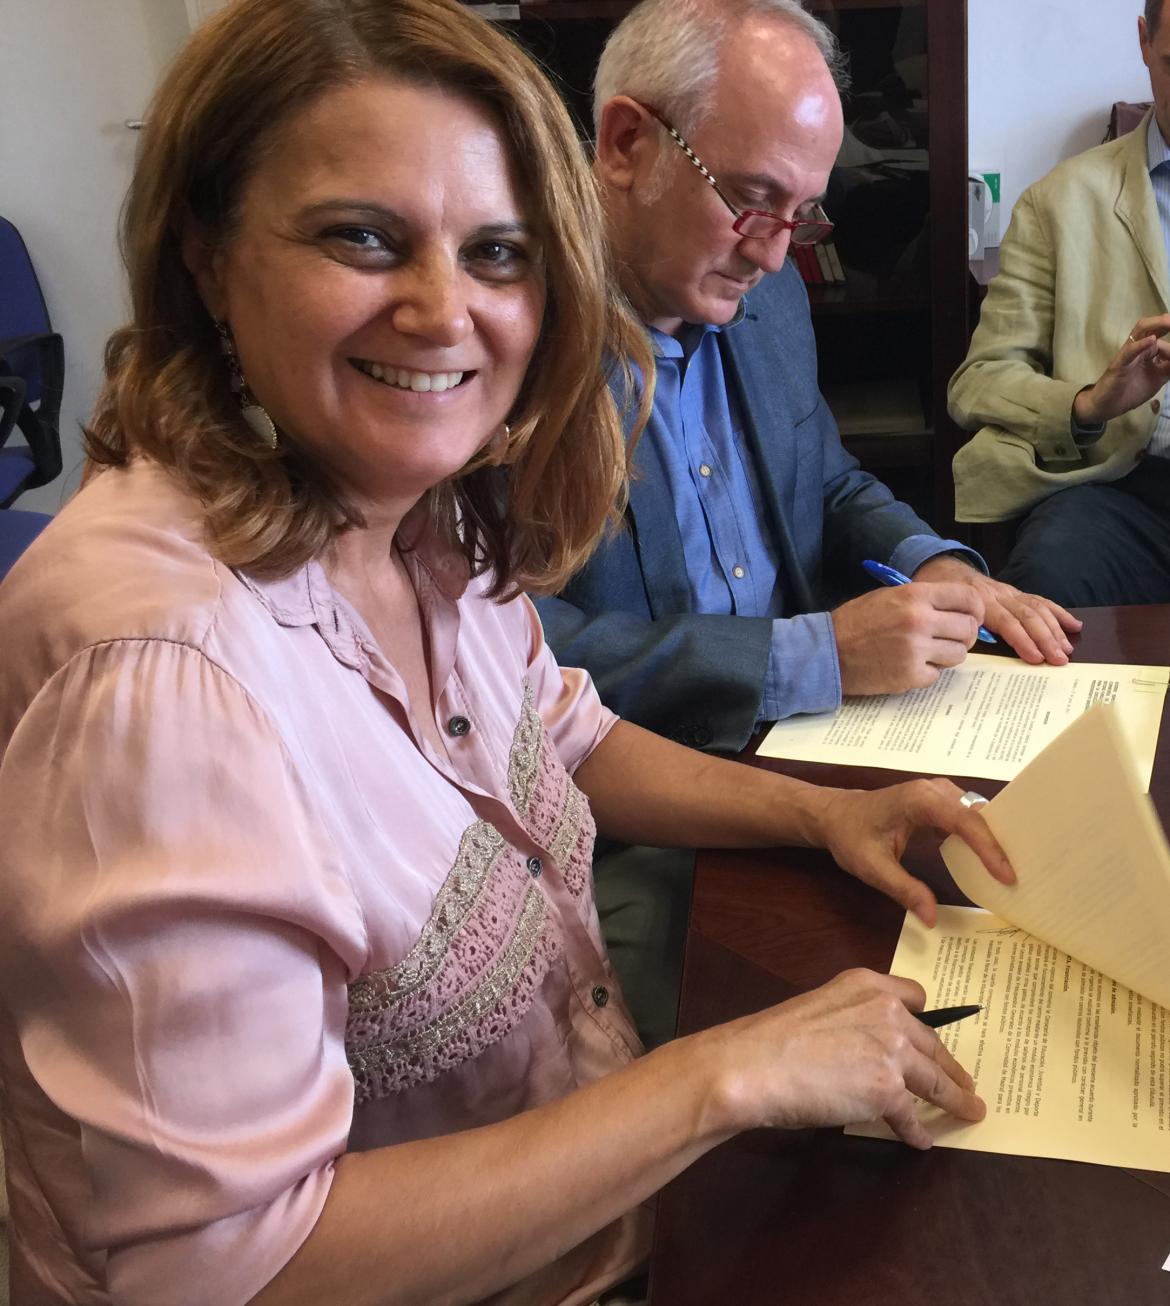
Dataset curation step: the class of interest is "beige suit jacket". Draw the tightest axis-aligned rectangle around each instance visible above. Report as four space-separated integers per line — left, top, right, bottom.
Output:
949 115 1170 522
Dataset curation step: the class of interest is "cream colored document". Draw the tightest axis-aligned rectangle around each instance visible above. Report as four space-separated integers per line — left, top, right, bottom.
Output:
758 653 1168 790
846 705 1170 1170
847 906 1170 1168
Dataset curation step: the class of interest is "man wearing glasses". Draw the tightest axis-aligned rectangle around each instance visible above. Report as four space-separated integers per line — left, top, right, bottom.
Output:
534 0 1075 1048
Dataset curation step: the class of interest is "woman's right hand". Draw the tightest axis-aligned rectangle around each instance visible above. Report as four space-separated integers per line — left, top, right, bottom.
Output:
1075 315 1170 425
698 968 985 1150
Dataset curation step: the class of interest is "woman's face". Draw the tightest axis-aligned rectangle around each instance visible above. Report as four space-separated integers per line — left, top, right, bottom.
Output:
198 75 546 518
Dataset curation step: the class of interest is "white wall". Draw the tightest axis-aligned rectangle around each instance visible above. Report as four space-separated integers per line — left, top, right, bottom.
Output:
968 0 1152 229
1 0 191 512
185 0 231 27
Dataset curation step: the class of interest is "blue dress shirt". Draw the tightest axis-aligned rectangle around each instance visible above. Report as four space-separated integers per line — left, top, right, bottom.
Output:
646 315 978 723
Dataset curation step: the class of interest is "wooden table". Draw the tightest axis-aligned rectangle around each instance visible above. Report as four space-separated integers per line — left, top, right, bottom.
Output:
649 606 1170 1306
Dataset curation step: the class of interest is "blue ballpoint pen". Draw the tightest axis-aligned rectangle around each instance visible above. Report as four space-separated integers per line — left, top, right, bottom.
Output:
862 559 997 644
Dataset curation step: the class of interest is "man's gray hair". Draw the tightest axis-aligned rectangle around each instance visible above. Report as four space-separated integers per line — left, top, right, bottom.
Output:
593 0 848 137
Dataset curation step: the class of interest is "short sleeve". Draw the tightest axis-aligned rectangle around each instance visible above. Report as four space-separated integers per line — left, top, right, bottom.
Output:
516 595 618 774
0 638 369 1305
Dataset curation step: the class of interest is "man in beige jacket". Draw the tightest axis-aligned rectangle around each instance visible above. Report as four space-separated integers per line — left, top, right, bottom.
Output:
949 0 1170 606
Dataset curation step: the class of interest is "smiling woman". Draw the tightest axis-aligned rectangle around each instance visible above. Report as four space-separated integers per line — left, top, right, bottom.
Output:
85 0 643 594
186 76 550 555
0 1 1016 1304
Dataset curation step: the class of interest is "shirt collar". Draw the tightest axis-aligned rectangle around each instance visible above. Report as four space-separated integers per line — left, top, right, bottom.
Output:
1148 114 1170 175
237 562 371 670
237 512 470 665
648 298 747 361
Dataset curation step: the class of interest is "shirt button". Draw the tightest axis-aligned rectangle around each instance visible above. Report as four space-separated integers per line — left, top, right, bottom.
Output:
699 463 712 478
732 565 746 579
1153 399 1162 415
591 984 609 1008
446 715 471 737
1053 445 1067 456
526 856 543 878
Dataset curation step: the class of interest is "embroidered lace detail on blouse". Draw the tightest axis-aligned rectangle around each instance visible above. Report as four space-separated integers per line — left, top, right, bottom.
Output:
508 679 543 817
346 819 564 1102
548 784 590 897
362 821 506 1003
509 679 594 899
345 681 601 1102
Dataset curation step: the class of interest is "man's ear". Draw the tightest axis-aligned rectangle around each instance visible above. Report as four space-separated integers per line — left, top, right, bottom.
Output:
180 215 228 319
1140 15 1152 68
595 96 658 193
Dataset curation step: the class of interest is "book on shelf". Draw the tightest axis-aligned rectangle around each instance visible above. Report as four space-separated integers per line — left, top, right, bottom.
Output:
823 239 846 282
795 239 846 286
794 243 822 284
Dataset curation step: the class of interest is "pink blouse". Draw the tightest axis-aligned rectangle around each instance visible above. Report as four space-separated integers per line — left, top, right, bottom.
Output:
0 461 649 1305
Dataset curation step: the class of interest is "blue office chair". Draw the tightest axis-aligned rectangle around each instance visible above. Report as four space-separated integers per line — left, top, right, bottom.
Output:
0 375 25 445
0 508 51 582
0 216 64 507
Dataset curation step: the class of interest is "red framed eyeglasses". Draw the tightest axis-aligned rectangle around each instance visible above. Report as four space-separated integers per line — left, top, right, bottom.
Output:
634 100 834 245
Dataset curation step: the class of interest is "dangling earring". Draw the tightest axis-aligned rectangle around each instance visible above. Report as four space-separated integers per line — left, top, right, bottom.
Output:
482 421 512 462
214 318 279 450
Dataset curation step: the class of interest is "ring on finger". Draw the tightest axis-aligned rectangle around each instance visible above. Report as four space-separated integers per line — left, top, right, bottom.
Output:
1130 332 1139 343
959 791 989 810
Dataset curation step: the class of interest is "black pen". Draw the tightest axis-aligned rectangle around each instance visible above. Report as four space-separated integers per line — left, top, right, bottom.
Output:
915 1004 982 1028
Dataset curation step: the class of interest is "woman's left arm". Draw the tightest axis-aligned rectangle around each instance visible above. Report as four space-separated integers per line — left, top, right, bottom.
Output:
573 719 1015 927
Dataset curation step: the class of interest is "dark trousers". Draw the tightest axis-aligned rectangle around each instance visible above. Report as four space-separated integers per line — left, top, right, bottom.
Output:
999 457 1170 607
592 843 694 1051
